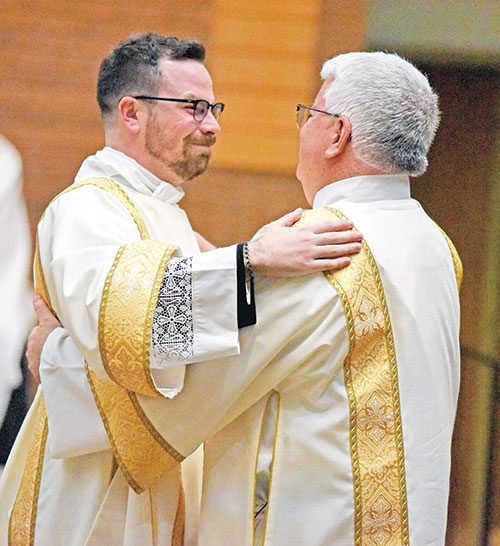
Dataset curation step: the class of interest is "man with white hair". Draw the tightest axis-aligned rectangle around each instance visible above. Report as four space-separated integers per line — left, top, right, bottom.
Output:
153 51 459 545
23 51 461 545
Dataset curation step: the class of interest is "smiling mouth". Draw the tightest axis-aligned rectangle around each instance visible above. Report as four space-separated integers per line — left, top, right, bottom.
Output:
188 136 216 148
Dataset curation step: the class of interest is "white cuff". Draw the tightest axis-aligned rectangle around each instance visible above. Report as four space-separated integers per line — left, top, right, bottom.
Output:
151 245 240 369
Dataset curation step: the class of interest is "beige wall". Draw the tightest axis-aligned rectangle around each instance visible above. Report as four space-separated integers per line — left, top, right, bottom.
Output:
368 0 500 63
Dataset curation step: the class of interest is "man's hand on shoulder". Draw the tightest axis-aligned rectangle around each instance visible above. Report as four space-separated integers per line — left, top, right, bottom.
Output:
26 296 62 383
248 208 363 278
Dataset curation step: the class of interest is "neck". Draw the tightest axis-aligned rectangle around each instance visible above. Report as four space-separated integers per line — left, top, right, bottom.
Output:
305 158 387 205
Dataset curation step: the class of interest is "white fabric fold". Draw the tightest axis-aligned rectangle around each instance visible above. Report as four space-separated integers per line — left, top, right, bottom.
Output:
40 328 109 458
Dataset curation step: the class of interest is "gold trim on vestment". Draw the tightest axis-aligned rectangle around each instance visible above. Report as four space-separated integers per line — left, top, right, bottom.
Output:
8 239 54 544
298 208 410 546
85 368 184 493
8 397 48 546
33 238 55 314
98 240 177 396
436 225 463 290
252 390 281 546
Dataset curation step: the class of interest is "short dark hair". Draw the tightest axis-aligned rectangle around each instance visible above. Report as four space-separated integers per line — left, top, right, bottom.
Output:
97 33 206 117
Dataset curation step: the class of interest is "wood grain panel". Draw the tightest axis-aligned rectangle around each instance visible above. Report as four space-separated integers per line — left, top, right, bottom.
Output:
209 0 322 173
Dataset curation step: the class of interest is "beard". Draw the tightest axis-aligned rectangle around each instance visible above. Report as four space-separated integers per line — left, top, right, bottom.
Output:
145 113 215 182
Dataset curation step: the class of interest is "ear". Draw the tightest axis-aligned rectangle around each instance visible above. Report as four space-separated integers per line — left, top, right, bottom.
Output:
117 97 144 135
325 116 352 159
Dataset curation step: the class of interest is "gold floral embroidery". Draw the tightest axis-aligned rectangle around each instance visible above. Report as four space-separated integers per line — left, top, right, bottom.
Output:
8 240 53 544
99 240 176 396
85 368 184 493
298 208 409 546
8 397 48 546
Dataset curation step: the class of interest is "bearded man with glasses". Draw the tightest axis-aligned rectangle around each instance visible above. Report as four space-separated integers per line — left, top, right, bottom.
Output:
0 33 363 545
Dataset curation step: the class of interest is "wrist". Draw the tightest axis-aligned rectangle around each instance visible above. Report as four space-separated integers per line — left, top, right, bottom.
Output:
246 240 263 272
243 242 254 277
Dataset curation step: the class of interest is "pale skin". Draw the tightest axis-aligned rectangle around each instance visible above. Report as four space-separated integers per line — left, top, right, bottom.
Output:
27 59 365 382
296 78 385 203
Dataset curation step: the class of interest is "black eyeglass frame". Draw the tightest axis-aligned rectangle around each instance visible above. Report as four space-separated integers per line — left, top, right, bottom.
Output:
133 96 225 122
296 104 339 129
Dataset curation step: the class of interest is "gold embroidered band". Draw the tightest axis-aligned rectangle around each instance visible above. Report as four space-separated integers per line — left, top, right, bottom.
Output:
8 396 48 546
86 368 184 493
8 237 53 544
98 239 177 396
298 208 410 546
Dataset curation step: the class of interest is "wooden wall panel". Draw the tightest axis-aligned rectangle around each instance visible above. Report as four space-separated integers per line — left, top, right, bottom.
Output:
1 0 366 246
208 0 322 172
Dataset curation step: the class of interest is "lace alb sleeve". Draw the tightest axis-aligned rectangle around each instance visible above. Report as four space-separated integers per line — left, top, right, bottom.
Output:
151 245 241 369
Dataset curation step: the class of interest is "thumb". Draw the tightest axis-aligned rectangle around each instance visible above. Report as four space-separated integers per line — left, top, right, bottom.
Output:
273 208 303 228
33 296 59 326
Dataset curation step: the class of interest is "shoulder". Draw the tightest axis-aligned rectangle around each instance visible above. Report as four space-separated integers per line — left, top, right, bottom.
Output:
39 178 142 243
296 207 346 226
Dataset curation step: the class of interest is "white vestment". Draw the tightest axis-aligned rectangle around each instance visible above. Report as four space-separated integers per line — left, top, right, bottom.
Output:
0 135 33 423
188 175 461 545
1 172 461 546
0 147 240 545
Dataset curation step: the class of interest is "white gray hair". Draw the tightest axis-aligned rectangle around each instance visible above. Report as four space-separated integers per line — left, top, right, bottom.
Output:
320 51 440 176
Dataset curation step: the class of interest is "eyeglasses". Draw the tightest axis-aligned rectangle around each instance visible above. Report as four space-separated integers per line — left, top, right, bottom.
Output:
133 96 225 122
296 104 339 129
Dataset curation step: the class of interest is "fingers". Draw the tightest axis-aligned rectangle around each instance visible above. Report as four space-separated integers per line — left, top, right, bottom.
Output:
26 326 41 384
313 230 363 246
313 242 362 259
309 257 353 272
32 295 50 319
194 231 217 252
272 208 303 227
307 219 355 234
32 295 61 328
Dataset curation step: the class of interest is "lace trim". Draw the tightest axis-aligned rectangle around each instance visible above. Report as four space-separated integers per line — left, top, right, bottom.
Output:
152 257 194 365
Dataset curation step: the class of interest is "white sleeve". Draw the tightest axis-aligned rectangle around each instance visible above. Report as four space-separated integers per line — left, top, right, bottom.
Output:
40 327 110 459
151 245 239 369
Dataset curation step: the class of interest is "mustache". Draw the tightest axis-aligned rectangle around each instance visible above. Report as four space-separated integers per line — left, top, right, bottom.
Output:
186 136 217 146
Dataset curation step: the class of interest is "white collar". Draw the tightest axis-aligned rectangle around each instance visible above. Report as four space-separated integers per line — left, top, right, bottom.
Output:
313 175 411 209
74 146 185 205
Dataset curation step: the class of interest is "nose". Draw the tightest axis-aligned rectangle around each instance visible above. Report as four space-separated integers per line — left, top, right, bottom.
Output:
200 109 221 135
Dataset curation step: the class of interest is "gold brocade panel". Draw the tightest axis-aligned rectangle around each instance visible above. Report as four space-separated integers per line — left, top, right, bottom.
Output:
297 207 410 546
